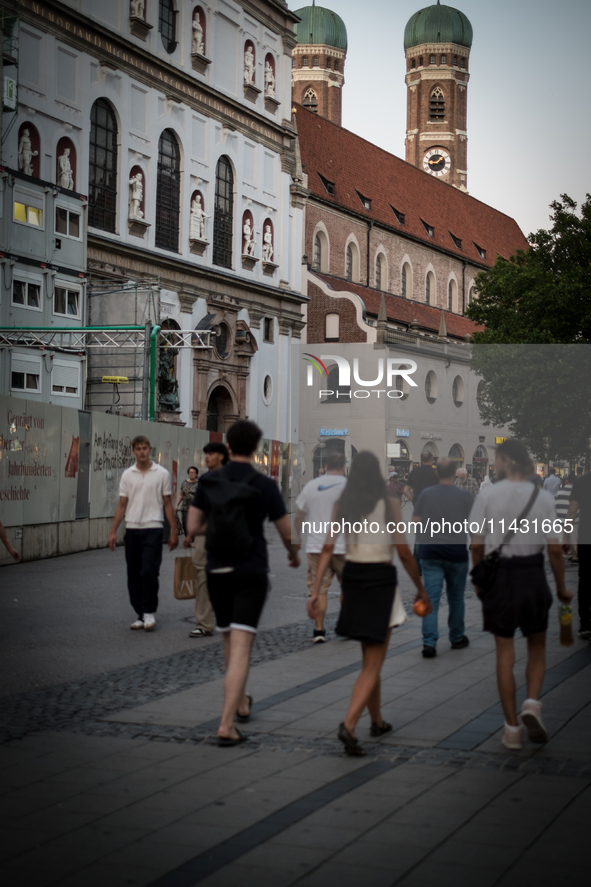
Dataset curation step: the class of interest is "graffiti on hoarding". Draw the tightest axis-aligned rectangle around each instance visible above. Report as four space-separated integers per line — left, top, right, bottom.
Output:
92 432 133 472
65 436 80 478
8 461 53 477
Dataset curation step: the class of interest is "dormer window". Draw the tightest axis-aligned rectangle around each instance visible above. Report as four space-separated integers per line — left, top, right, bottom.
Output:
421 219 434 238
474 243 486 260
356 191 371 211
391 206 405 225
450 232 462 249
318 173 335 196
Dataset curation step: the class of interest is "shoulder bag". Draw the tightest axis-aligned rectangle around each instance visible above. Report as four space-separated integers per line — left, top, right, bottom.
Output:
470 485 539 597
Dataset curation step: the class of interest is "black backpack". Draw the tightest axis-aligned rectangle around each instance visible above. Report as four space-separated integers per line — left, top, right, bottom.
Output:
200 466 261 564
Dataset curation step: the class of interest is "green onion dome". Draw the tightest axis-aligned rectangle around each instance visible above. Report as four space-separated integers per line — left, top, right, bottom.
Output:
404 4 473 51
294 6 348 51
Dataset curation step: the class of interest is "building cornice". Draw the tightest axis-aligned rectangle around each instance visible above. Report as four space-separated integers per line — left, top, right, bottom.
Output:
87 234 309 307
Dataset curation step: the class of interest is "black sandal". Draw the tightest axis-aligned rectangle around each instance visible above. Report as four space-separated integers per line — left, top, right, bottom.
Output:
338 722 366 756
218 729 248 747
370 721 393 737
236 693 253 723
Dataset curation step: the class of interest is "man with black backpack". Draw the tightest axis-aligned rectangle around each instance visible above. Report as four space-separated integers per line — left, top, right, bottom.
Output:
187 421 300 745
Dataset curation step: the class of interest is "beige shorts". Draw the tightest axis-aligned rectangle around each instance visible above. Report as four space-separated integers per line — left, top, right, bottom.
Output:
306 552 345 595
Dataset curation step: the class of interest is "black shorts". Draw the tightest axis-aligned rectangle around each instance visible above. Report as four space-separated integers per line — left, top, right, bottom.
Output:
206 570 268 634
482 554 552 638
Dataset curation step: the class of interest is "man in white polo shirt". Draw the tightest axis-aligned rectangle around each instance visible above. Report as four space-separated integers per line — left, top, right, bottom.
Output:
109 435 178 630
294 453 347 643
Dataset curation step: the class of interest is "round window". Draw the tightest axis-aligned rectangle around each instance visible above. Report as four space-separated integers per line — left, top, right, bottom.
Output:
215 323 229 359
263 375 273 404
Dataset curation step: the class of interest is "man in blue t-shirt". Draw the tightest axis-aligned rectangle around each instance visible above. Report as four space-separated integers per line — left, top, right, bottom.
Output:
413 458 474 658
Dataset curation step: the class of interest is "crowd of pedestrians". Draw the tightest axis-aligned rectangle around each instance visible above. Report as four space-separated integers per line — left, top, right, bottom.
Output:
105 424 587 755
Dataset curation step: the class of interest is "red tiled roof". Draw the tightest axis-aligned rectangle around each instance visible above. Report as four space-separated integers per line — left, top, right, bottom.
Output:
314 271 484 339
295 105 528 267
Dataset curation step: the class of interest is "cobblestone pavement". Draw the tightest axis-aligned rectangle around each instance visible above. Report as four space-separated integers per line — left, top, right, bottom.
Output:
1 546 589 887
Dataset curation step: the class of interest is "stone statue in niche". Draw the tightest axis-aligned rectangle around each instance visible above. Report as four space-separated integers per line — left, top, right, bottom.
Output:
158 347 180 412
130 0 144 17
264 61 275 98
262 224 274 262
190 193 210 240
192 14 204 55
128 172 144 220
244 45 255 85
242 218 256 256
18 129 38 177
58 148 74 190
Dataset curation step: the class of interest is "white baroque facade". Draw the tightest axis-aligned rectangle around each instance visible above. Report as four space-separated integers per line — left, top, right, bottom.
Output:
5 0 307 446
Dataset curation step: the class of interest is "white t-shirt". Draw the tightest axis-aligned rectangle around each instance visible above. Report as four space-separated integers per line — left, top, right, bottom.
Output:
119 462 172 529
296 474 347 554
469 480 560 558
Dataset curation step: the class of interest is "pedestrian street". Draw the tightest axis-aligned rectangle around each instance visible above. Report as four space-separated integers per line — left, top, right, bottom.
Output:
1 538 590 887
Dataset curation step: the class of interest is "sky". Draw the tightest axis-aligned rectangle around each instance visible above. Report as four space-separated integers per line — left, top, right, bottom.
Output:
301 0 591 239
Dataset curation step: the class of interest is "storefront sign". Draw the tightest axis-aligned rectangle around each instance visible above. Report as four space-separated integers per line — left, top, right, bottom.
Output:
387 443 401 458
420 432 442 440
320 428 347 437
495 437 507 444
396 428 410 437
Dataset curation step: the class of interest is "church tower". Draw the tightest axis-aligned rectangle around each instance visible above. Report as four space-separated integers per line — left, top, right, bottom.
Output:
292 5 348 125
404 3 473 191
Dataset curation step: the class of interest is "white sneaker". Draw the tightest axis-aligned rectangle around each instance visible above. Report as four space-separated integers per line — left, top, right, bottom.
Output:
143 614 156 631
520 699 547 744
501 722 523 750
130 619 144 630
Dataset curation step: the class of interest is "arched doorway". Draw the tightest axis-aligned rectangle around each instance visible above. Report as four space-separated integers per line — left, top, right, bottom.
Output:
473 445 489 479
389 440 411 475
313 438 358 478
448 443 464 467
421 441 439 464
206 385 233 432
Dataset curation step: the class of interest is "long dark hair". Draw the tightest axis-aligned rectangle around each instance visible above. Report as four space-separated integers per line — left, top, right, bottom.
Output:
336 451 388 522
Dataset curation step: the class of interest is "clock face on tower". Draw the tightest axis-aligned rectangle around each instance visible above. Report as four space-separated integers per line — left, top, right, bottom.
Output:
423 148 451 177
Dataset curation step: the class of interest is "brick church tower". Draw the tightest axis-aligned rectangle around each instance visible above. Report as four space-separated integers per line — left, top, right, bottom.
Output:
292 5 347 125
404 3 473 191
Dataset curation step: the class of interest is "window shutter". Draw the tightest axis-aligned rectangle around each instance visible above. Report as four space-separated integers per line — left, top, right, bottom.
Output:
12 353 41 375
52 360 80 390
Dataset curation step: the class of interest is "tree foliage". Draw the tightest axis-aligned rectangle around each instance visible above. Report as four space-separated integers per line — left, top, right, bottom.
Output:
467 196 591 464
466 194 591 344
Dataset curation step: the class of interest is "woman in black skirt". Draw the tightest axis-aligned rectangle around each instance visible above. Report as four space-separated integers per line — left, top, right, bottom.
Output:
308 451 431 756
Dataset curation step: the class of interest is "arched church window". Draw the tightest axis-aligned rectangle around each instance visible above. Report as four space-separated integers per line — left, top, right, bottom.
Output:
430 87 445 120
326 58 331 69
303 88 318 112
429 55 436 65
411 59 416 69
156 129 181 252
302 56 309 67
333 60 339 71
213 155 234 268
375 255 381 290
453 55 458 66
401 263 410 298
419 56 423 67
313 233 322 271
345 244 353 281
441 54 447 64
460 58 465 69
312 56 319 67
426 271 435 306
89 99 118 232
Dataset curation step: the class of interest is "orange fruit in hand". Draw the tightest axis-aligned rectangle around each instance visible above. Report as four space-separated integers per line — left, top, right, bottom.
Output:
413 599 428 617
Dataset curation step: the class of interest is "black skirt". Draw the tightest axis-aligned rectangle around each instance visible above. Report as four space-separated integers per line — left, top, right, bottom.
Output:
336 561 397 644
